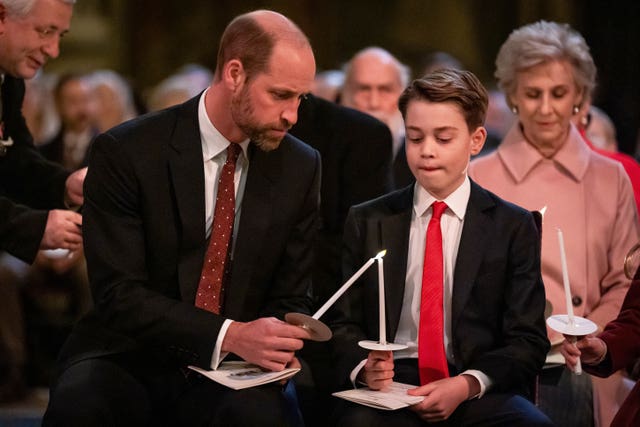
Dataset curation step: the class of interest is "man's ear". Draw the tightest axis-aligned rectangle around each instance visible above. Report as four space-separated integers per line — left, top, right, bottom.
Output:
223 59 245 92
470 126 487 156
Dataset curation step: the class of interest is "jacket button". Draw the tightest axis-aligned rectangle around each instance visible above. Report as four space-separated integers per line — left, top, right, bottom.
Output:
572 296 582 307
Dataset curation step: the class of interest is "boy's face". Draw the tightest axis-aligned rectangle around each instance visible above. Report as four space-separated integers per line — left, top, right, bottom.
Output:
405 99 486 199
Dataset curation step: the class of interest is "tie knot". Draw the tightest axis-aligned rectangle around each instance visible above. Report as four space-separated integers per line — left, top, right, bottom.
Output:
431 201 447 221
226 143 242 165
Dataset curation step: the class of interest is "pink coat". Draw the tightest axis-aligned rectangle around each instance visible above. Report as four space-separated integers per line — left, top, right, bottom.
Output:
469 123 639 343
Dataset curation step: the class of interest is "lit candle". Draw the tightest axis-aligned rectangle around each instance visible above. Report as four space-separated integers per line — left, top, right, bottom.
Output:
377 253 386 344
312 250 387 320
556 228 575 324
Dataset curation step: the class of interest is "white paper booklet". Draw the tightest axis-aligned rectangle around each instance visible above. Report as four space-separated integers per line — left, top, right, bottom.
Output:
333 381 424 410
188 361 300 390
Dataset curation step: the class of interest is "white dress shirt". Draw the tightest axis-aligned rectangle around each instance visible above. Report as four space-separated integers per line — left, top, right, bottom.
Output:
196 90 250 369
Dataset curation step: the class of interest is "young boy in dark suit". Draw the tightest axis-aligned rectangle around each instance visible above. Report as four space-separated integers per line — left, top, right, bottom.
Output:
329 69 553 426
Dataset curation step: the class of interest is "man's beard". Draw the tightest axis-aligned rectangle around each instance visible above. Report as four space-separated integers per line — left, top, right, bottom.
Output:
231 88 290 152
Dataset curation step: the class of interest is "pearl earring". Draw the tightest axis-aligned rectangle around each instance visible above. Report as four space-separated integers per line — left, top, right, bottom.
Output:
573 105 580 115
511 105 519 115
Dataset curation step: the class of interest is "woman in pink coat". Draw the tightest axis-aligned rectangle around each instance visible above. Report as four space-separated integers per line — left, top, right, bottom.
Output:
468 20 639 427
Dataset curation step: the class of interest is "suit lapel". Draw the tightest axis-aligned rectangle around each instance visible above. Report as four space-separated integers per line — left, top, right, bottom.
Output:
379 188 413 340
451 181 495 333
224 142 279 318
167 98 208 303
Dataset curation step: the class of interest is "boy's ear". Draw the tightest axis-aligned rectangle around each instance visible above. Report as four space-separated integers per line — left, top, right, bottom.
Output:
470 126 487 156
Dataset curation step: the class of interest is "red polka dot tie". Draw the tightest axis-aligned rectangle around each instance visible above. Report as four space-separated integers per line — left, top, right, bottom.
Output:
195 143 242 314
418 201 450 385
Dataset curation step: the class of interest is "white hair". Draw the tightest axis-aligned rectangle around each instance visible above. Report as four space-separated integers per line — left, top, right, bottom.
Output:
1 0 76 18
495 20 596 109
343 46 411 90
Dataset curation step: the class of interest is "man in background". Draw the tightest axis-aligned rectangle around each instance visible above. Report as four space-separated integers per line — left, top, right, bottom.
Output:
0 0 85 402
0 0 85 261
341 46 413 189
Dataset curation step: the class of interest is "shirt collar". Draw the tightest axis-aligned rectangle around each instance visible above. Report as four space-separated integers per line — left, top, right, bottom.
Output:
198 88 250 161
413 175 470 220
497 122 591 183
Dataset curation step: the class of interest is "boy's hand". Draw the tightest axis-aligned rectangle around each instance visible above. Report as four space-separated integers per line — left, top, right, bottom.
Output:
360 350 394 390
407 375 478 422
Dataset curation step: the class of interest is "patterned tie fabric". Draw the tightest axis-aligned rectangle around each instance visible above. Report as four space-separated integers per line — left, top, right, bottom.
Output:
195 143 242 314
418 201 450 385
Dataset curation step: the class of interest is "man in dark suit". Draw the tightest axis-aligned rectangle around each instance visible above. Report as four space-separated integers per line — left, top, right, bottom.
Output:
290 94 392 312
562 274 640 427
329 70 551 426
44 10 319 426
341 47 414 190
289 94 393 425
0 0 85 263
0 0 85 402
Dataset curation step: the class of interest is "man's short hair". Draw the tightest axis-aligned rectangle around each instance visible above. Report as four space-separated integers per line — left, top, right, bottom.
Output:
215 14 274 82
214 11 310 83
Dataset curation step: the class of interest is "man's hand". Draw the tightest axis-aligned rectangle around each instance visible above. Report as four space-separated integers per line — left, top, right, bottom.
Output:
560 335 607 370
40 210 82 251
407 375 477 422
360 350 394 391
222 317 311 372
65 167 87 207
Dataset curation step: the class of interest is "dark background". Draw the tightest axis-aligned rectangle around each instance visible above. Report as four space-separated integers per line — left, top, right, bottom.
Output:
49 0 640 155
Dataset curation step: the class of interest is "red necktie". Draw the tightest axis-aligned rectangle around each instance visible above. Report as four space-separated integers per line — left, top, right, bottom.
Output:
418 201 450 385
195 143 242 314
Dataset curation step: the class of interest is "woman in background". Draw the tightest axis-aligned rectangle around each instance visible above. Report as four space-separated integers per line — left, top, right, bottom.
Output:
469 20 639 427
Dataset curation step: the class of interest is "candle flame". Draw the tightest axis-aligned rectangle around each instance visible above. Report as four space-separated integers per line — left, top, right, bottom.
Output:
375 250 387 259
539 206 547 218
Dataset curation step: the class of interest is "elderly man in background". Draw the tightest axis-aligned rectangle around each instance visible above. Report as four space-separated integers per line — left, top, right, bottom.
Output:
0 0 86 402
341 46 413 189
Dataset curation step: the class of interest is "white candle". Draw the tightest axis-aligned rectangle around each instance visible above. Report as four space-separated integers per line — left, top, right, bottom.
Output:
570 336 583 375
378 254 386 344
312 250 386 320
556 228 575 325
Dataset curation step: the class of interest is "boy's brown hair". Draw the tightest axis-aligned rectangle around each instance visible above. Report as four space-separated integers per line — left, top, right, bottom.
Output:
398 69 488 131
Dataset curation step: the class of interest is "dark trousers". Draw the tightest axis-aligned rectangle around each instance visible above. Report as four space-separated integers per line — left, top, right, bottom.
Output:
43 352 300 427
331 358 554 427
537 366 593 427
